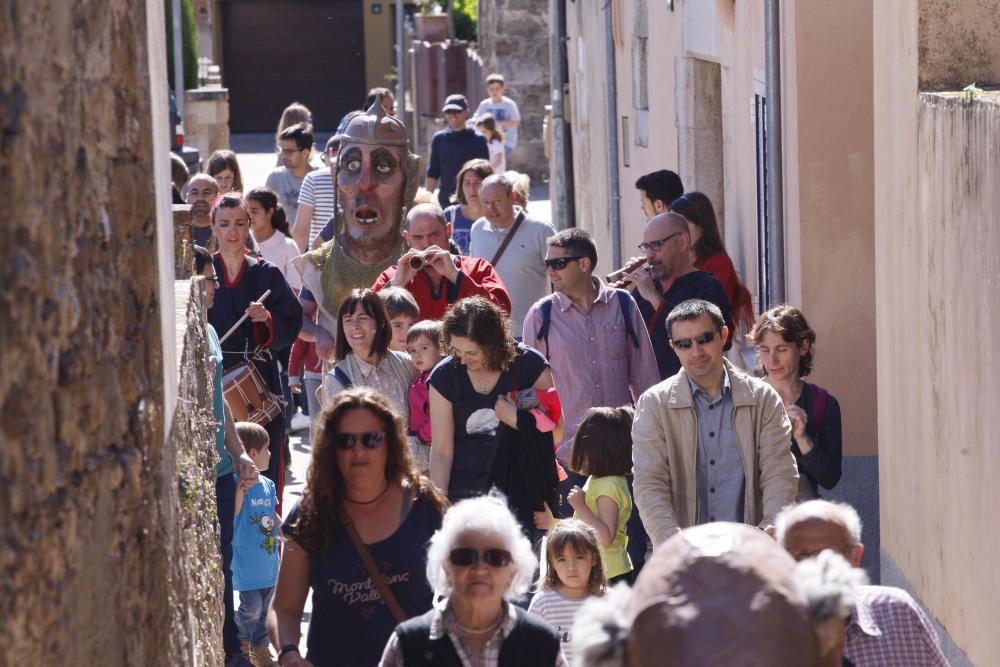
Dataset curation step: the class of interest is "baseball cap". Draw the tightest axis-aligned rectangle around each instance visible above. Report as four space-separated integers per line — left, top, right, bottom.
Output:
442 94 469 113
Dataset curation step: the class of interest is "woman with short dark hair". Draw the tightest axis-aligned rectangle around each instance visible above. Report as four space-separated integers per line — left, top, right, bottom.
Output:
270 388 448 667
427 297 562 533
444 159 494 254
749 305 842 499
322 288 418 421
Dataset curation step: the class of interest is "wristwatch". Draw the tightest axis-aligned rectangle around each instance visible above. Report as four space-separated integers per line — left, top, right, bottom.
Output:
278 644 300 663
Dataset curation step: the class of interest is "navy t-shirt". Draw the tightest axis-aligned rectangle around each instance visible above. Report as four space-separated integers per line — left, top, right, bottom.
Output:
633 271 731 381
426 128 490 208
283 494 442 667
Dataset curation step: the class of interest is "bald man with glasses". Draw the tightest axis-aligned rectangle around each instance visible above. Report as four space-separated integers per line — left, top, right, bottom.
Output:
631 299 798 546
625 212 731 381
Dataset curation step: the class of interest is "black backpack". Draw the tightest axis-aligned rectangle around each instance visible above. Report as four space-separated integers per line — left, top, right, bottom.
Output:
535 288 640 358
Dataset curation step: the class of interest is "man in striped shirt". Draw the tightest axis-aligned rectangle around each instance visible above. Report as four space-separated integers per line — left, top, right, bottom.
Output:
293 135 338 252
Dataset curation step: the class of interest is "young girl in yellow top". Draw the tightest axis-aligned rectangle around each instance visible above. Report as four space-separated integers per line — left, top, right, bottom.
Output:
566 406 635 584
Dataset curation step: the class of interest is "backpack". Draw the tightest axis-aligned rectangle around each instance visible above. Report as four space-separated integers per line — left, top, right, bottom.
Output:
332 366 352 389
536 289 640 358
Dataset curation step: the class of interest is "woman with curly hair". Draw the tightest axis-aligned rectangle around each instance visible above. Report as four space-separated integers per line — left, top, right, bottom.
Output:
269 387 448 667
749 305 842 500
428 296 562 534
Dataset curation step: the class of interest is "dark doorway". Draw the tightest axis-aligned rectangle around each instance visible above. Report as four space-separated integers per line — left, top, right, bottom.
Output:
220 0 366 133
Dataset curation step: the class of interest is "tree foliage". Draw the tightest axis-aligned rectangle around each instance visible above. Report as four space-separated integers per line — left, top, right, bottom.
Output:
165 0 199 90
453 0 477 43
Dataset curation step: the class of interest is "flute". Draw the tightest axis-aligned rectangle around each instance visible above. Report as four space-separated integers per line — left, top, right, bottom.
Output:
606 258 649 288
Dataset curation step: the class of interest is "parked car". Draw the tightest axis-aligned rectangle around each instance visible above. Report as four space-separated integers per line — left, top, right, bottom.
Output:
170 91 201 171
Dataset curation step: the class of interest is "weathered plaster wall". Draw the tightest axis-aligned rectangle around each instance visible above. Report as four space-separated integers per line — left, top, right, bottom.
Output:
876 1 998 662
918 0 1000 90
878 91 1000 665
0 1 220 663
477 0 550 182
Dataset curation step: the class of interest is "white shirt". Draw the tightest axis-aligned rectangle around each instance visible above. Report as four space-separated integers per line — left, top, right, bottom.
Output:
254 232 302 291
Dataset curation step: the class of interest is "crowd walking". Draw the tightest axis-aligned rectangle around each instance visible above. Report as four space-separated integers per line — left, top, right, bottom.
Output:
175 80 949 667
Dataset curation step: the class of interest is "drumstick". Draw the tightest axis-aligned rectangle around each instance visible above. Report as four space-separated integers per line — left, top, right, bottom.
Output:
219 289 272 345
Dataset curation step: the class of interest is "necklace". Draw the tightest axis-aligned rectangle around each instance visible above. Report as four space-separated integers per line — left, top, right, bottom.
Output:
456 614 503 635
468 369 499 394
344 482 390 505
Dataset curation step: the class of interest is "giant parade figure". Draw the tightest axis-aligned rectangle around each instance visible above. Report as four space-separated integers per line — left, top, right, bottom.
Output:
295 94 421 361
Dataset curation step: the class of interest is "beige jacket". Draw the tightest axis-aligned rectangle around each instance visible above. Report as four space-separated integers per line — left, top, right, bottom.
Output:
632 359 798 545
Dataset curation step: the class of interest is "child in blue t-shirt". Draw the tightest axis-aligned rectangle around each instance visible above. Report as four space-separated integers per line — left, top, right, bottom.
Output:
232 422 281 664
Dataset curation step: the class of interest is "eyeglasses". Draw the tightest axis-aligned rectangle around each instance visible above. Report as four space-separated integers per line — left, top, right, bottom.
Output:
638 231 684 252
449 547 512 568
206 275 220 285
276 147 301 155
543 255 585 271
671 330 719 350
333 431 385 450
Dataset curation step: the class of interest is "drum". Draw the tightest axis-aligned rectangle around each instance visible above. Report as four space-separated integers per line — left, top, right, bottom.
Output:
222 361 282 425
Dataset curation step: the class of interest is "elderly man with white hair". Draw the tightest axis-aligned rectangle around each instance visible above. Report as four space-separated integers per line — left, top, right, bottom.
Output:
776 500 949 667
379 493 566 667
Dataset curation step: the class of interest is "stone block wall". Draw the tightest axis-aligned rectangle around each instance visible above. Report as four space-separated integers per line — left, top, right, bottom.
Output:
1 1 220 663
185 86 231 163
477 0 552 183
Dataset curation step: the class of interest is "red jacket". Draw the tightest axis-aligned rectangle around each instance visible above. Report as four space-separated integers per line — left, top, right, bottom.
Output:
696 252 755 332
288 337 322 377
372 255 512 320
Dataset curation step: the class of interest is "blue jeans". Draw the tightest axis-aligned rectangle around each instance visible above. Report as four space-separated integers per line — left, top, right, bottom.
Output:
236 586 275 646
216 475 239 654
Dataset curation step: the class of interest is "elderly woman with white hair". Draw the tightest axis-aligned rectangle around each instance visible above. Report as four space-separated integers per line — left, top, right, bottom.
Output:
379 493 567 667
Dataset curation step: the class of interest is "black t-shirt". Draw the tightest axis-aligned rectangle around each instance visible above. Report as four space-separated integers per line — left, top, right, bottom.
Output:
633 270 731 380
427 345 548 500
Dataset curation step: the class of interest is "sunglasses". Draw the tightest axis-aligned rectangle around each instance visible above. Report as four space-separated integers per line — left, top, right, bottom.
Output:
449 547 512 568
543 255 585 270
671 329 719 350
333 431 385 450
638 231 684 252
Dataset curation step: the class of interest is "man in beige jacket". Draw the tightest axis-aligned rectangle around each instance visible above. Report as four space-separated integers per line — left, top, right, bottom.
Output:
632 299 798 546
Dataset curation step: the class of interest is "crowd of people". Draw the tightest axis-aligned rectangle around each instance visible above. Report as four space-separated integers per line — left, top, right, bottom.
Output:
174 78 950 667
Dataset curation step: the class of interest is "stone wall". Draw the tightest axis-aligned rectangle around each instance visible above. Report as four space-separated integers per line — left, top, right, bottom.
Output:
1 1 219 663
918 0 1000 90
477 0 551 182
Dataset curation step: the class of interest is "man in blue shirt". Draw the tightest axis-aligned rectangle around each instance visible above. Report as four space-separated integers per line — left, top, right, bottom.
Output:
425 94 490 209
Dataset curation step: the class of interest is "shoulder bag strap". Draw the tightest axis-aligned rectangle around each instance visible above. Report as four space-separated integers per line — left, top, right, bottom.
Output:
809 384 830 446
335 506 409 624
489 210 526 267
485 348 523 477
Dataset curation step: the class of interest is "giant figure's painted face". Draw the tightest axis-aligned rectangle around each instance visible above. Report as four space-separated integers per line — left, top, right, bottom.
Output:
335 95 420 248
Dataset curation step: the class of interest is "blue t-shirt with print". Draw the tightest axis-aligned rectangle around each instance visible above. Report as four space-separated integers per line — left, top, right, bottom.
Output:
232 475 280 591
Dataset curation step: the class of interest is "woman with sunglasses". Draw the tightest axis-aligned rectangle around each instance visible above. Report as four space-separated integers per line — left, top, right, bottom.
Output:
749 305 842 500
271 388 448 667
379 493 566 667
669 192 755 336
427 297 562 534
322 289 419 421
